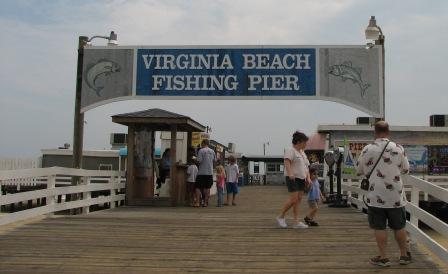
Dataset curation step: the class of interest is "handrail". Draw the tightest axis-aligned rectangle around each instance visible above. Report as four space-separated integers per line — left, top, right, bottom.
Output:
0 167 124 180
338 174 448 265
404 175 448 202
0 167 126 226
1 183 125 206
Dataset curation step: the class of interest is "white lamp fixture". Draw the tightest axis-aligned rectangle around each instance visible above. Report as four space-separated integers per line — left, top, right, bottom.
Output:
87 31 118 46
365 16 381 40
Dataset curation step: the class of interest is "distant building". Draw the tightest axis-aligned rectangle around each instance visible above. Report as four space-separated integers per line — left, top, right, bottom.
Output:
318 123 448 175
41 149 124 171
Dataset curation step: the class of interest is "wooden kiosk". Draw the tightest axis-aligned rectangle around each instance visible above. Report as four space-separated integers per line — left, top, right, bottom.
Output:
112 108 206 206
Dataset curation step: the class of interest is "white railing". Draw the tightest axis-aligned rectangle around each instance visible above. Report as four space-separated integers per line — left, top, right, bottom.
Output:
0 158 42 189
0 158 40 170
339 175 448 265
0 167 125 226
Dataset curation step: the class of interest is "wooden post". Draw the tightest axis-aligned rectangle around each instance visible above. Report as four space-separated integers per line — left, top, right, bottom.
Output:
0 185 3 212
170 125 178 206
110 175 116 209
126 124 135 205
82 176 91 214
47 175 56 215
149 130 155 197
410 186 419 226
187 131 193 162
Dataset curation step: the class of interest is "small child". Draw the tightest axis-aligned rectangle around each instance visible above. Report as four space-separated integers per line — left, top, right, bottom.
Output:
216 165 226 207
225 156 240 206
186 158 198 207
304 167 324 226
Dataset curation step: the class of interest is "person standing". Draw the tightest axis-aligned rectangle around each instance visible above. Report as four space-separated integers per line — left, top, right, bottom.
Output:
225 155 240 206
276 131 311 229
356 121 411 267
195 139 216 207
186 158 198 207
215 165 226 207
157 148 171 189
304 166 325 226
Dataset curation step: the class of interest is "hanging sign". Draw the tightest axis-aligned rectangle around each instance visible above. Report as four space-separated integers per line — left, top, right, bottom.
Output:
81 45 383 117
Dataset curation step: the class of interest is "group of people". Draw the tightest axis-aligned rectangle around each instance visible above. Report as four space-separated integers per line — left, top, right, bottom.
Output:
277 121 412 267
157 121 412 267
276 131 325 229
186 139 240 208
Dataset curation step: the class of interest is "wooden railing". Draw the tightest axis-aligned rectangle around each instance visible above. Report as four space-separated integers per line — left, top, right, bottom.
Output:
0 167 125 226
340 175 448 265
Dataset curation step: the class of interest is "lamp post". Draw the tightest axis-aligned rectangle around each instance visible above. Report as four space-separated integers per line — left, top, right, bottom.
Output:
71 31 117 211
365 16 385 120
72 31 118 171
263 142 270 156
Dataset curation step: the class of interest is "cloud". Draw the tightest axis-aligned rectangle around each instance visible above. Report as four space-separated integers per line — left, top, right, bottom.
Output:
1 0 448 157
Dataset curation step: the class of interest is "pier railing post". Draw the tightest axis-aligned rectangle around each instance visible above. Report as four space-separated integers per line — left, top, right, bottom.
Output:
410 186 419 226
110 175 116 209
46 175 56 215
82 176 91 214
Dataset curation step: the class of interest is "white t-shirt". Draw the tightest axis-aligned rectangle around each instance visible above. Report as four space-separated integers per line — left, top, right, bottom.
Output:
356 138 410 208
283 147 310 179
225 164 239 183
187 164 198 183
197 147 216 175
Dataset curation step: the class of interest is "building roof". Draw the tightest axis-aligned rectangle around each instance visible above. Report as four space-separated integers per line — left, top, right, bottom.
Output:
210 139 228 150
112 108 206 132
113 108 188 119
318 124 448 133
41 149 119 157
305 133 326 150
242 155 284 162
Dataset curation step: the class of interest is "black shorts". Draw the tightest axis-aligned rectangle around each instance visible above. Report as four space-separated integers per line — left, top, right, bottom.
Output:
285 177 306 192
368 206 406 230
195 175 213 189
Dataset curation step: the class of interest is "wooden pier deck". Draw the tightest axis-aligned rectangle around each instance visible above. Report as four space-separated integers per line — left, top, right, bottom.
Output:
0 186 444 273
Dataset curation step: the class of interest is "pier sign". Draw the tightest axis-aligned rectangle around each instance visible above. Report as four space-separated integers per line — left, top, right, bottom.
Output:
136 48 316 96
81 46 382 117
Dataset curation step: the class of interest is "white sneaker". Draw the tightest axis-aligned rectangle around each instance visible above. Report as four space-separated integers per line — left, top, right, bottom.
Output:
292 222 308 229
276 217 288 228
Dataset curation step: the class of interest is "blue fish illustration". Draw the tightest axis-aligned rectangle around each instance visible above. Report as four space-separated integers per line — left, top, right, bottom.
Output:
84 59 121 96
329 61 370 97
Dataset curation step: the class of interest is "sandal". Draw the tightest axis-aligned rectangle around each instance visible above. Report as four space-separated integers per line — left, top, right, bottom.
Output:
370 256 391 267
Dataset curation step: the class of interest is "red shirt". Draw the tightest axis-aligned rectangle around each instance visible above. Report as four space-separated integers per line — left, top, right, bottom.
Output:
217 174 225 188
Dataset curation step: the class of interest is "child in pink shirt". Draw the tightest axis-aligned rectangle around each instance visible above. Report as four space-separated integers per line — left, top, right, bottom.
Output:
216 165 226 207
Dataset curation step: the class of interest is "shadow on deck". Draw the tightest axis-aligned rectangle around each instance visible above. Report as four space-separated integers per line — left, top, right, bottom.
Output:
0 186 444 273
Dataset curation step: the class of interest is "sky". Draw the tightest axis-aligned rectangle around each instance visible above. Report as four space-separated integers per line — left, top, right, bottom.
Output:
1 0 447 158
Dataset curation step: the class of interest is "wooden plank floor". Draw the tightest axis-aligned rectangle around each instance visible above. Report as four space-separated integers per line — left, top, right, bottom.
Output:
0 186 444 273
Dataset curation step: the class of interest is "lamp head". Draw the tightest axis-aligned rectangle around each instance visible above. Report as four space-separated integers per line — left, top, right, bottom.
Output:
108 31 118 46
365 16 381 40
